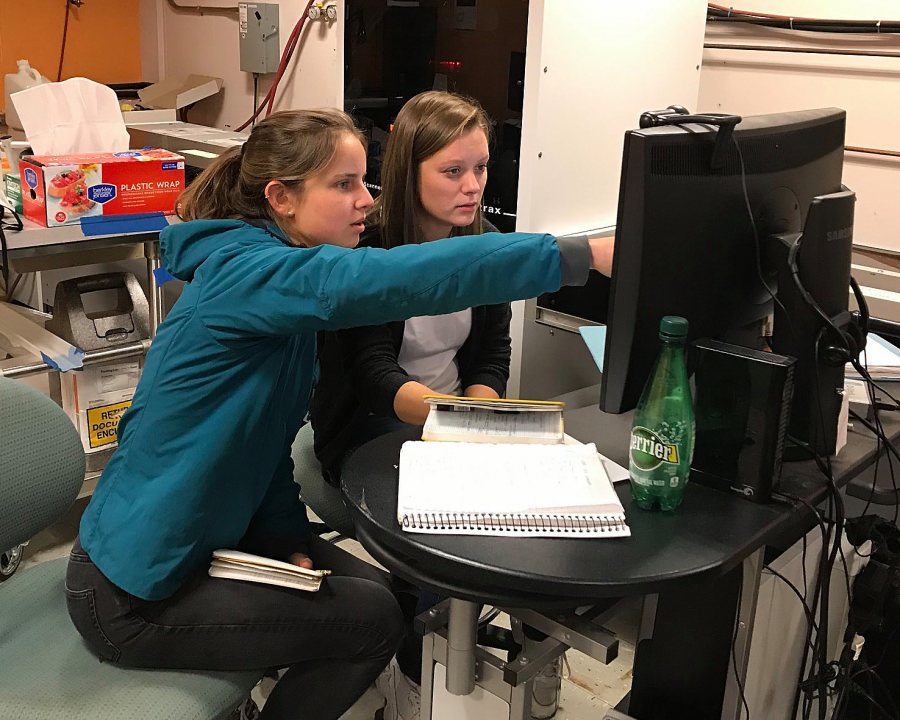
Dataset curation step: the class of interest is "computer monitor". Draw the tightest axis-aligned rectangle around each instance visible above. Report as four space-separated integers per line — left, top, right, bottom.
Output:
600 107 847 415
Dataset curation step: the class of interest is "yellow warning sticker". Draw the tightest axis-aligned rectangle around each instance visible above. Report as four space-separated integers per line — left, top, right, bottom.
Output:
86 401 132 449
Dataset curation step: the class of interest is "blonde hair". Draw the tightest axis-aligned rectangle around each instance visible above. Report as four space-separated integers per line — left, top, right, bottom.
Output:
374 91 492 248
177 109 364 224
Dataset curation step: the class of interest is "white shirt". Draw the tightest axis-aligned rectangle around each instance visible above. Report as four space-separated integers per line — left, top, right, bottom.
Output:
397 310 473 395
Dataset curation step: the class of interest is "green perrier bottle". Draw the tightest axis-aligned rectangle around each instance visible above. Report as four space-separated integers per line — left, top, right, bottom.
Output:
629 316 695 511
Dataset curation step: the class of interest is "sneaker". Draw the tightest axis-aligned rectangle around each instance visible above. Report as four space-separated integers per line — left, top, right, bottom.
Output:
375 658 421 720
531 654 563 719
230 697 260 720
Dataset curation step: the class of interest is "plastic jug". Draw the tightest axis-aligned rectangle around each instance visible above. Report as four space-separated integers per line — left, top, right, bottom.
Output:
4 60 47 134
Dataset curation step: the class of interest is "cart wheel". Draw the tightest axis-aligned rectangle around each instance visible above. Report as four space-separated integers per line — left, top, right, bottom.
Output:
0 545 24 582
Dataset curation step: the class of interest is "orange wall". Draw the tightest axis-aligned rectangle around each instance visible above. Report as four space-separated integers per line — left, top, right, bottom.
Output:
1 0 142 113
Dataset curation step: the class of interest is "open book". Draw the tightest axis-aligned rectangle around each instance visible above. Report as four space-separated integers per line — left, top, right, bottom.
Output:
208 549 330 592
422 395 565 444
400 397 630 538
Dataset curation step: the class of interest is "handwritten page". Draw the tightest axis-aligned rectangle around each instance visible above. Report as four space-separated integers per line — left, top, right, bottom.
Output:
398 441 629 537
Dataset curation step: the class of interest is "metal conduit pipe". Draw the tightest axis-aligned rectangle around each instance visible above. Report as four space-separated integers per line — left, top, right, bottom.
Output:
846 147 900 159
704 42 900 59
1 340 151 379
166 0 239 15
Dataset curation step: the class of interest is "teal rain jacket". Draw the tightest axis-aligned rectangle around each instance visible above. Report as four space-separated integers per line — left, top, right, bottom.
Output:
79 219 590 600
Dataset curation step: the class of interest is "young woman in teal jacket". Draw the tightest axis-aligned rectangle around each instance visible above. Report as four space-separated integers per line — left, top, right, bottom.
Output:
66 108 614 720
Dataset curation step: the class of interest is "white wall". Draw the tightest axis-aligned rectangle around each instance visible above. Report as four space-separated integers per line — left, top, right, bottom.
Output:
512 0 708 399
699 1 900 252
140 0 343 129
515 0 708 236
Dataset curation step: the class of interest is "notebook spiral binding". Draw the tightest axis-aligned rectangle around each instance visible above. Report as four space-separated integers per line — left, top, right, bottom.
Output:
400 512 626 533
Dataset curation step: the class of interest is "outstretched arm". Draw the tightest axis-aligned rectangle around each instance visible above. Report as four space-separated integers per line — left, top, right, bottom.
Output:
590 236 615 277
199 232 607 339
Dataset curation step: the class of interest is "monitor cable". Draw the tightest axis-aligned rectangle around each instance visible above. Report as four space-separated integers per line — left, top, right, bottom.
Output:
732 131 843 720
0 203 23 303
731 568 752 720
729 127 896 720
732 135 799 346
777 471 844 720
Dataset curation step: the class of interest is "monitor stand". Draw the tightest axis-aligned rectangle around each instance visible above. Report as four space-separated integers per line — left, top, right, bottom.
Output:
769 188 857 460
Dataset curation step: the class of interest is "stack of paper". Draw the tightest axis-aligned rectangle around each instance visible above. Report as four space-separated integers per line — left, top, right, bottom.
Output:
400 396 630 538
849 334 900 380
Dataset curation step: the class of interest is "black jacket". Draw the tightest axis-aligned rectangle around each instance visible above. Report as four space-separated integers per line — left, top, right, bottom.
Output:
309 223 511 478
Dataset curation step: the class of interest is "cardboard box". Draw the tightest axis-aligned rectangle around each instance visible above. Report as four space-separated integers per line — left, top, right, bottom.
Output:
0 304 54 396
122 108 178 125
138 75 224 110
0 301 143 473
55 360 142 457
19 149 185 227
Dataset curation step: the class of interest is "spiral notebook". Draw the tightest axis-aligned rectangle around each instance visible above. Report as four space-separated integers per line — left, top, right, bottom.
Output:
398 440 630 538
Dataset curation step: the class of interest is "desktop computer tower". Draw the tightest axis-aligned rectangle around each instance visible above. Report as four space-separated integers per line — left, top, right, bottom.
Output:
770 189 856 458
692 340 796 503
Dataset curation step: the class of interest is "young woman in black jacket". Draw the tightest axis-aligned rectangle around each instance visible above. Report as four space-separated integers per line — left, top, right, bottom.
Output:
311 93 510 720
309 92 592 720
311 92 512 486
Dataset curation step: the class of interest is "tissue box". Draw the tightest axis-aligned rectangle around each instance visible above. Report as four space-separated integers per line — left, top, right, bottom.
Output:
19 149 185 228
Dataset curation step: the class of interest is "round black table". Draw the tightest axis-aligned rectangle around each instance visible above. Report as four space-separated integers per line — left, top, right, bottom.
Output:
341 401 898 719
342 424 781 607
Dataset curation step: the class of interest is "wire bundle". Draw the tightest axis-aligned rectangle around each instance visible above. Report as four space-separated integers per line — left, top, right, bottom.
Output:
728 128 900 719
708 4 900 34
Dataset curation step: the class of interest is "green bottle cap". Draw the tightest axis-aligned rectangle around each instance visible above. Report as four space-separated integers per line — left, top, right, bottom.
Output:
659 315 689 340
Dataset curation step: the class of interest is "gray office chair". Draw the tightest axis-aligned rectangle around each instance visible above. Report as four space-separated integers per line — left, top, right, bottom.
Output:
0 376 261 719
292 423 355 538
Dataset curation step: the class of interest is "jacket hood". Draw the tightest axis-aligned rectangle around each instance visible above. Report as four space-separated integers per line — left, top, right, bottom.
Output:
160 219 288 281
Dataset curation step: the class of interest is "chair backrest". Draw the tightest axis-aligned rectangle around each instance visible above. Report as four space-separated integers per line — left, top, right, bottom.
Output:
292 423 322 484
291 423 355 537
0 377 85 549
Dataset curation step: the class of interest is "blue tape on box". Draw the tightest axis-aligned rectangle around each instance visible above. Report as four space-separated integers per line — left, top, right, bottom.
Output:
41 347 85 372
153 267 176 286
79 212 169 237
578 325 607 373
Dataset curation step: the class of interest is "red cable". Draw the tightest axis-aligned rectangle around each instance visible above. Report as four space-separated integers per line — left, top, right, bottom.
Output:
265 0 316 118
235 14 302 130
236 0 316 131
265 20 303 116
57 0 72 81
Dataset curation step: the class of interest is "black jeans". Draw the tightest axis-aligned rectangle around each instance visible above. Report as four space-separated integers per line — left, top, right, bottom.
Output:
337 414 435 683
66 536 404 720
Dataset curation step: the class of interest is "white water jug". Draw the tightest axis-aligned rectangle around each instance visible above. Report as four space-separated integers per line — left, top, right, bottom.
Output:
4 60 47 133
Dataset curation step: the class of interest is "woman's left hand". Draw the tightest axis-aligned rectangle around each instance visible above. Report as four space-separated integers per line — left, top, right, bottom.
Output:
288 552 314 569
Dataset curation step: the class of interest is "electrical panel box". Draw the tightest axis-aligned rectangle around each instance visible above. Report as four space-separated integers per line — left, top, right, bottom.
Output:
239 3 280 74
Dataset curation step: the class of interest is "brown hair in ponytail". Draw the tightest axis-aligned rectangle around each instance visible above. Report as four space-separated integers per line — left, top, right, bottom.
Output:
177 109 365 224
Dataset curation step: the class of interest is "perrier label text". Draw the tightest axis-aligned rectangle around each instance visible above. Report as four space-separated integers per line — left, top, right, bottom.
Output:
630 426 680 471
